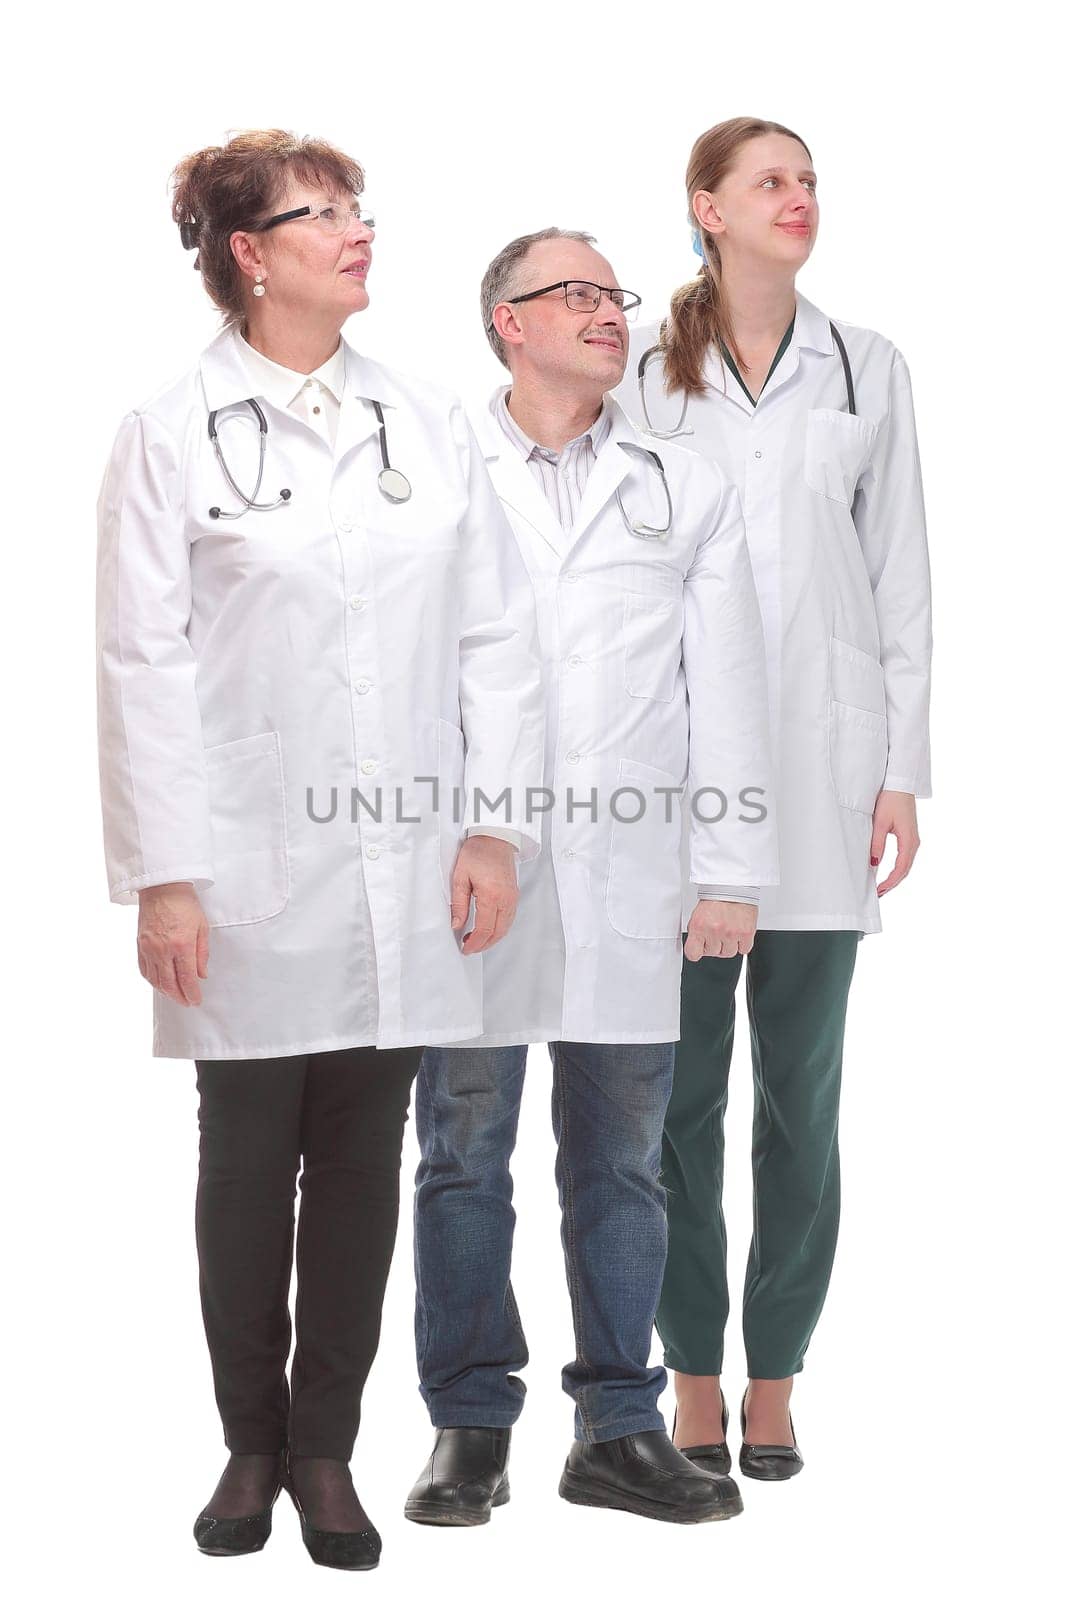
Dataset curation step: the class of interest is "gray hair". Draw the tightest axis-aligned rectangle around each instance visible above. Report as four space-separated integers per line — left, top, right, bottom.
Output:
480 227 596 369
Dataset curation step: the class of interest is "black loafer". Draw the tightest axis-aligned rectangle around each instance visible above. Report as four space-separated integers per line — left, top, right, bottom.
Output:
673 1398 733 1476
405 1427 511 1527
193 1482 282 1556
283 1450 382 1570
739 1391 804 1481
559 1430 742 1523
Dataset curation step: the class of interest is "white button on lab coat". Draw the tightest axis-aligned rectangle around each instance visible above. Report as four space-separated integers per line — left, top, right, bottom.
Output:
449 392 776 1047
96 327 544 1059
613 294 932 933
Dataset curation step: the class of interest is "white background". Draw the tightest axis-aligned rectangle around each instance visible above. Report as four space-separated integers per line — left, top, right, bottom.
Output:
5 2 1061 1595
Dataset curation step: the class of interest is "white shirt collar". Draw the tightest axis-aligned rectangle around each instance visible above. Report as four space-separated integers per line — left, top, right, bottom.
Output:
236 331 346 408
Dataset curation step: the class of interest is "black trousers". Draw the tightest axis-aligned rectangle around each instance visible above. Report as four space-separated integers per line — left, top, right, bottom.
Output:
194 1045 421 1461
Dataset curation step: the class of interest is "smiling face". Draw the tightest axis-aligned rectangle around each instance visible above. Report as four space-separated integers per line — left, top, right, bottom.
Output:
495 238 630 395
231 177 374 324
693 132 819 270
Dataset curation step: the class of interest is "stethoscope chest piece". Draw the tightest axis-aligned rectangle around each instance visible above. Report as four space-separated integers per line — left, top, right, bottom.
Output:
378 467 412 503
371 400 412 502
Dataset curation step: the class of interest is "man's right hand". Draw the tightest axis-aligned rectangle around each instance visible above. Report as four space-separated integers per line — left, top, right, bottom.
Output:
137 883 210 1005
685 899 757 962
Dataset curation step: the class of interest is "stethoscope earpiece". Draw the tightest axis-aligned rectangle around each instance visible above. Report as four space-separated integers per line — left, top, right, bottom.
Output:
207 399 290 519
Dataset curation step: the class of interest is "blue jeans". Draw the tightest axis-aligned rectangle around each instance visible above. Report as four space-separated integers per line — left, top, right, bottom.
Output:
413 1040 674 1443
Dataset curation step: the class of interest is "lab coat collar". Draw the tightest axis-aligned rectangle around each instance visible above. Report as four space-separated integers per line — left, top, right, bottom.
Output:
198 326 263 412
474 388 645 563
734 291 836 410
474 391 568 559
198 326 399 458
335 340 401 461
793 293 835 355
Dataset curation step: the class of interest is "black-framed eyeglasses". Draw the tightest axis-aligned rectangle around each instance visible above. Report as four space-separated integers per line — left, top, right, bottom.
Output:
508 280 642 319
258 201 375 235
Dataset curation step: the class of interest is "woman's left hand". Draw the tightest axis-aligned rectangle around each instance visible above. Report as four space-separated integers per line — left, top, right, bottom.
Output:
871 790 920 896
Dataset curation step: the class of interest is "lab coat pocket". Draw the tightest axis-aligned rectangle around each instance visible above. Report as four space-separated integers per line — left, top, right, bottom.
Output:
605 757 683 939
804 410 876 507
437 718 467 907
828 637 888 815
623 591 683 703
200 731 290 928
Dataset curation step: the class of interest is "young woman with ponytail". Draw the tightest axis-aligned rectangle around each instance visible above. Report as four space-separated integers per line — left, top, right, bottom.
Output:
614 117 933 1480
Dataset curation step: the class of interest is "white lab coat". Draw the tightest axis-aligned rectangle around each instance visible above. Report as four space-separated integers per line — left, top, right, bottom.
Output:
613 294 932 933
97 326 544 1059
449 391 776 1046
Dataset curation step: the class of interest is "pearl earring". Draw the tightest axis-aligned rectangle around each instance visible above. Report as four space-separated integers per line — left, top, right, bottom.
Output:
253 275 266 298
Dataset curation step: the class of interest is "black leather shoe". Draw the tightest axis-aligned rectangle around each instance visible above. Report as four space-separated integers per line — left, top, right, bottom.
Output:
739 1390 804 1481
559 1430 742 1523
283 1450 382 1570
193 1466 283 1556
673 1398 733 1476
405 1427 511 1527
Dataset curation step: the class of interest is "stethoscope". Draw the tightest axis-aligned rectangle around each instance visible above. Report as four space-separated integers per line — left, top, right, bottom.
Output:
635 320 856 439
207 397 412 520
615 440 673 540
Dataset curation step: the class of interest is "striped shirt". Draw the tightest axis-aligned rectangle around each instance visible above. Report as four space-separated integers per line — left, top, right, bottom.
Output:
492 388 612 535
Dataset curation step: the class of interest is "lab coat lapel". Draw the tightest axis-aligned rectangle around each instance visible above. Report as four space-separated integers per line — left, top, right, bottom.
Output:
472 405 568 561
333 342 400 466
756 336 800 405
758 293 836 405
714 350 758 414
566 396 641 551
566 439 631 549
692 343 755 415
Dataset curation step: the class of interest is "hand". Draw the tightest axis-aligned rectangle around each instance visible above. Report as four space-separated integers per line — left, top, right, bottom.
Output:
685 899 757 961
870 790 920 897
137 883 210 1005
450 836 519 954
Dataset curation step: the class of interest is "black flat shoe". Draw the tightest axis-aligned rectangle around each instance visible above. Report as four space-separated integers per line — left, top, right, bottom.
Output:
559 1430 742 1523
283 1450 382 1571
739 1389 804 1481
672 1397 733 1475
193 1469 283 1556
404 1427 511 1527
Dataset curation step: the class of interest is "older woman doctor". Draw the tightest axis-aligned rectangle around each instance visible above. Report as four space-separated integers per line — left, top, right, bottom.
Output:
96 130 542 1570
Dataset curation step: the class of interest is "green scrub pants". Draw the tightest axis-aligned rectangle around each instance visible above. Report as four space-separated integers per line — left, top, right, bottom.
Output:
657 929 860 1379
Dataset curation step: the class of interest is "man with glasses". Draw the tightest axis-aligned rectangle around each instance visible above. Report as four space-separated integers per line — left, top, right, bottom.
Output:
406 230 776 1526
